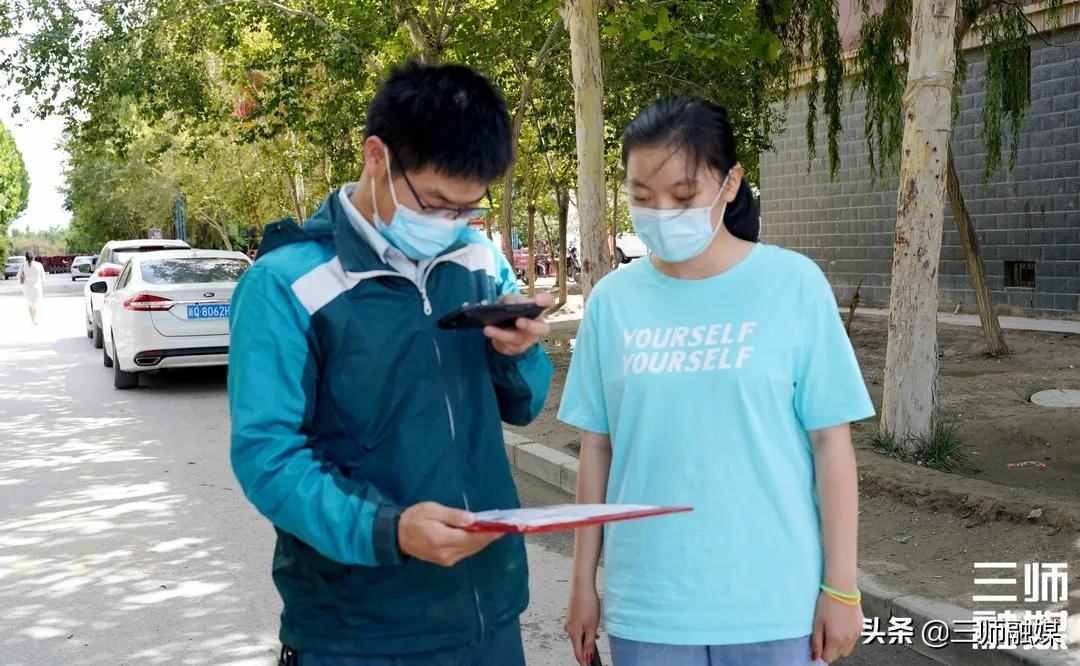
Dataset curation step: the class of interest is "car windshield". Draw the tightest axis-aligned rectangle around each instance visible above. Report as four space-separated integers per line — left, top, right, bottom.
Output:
112 247 180 265
140 258 250 285
7 257 25 264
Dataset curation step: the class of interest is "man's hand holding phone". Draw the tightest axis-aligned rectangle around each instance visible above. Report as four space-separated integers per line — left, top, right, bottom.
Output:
484 293 553 357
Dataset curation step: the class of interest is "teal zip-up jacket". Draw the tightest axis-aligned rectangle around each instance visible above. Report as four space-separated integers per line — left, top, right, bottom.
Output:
228 188 553 656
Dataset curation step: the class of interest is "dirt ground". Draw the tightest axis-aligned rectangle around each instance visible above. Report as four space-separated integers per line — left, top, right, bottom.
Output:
511 314 1080 608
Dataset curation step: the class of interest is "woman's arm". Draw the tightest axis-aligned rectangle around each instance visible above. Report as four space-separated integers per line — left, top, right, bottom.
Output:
573 430 612 588
566 430 612 666
810 423 863 663
812 423 858 591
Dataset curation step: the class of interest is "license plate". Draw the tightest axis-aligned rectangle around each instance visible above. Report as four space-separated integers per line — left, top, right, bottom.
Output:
187 304 230 320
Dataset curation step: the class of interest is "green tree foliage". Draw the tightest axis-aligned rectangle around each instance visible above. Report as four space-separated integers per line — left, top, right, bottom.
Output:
0 121 31 260
9 225 68 256
3 0 783 257
758 0 1062 180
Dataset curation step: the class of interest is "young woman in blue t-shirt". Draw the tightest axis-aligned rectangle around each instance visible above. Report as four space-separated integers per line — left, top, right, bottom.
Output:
559 97 875 666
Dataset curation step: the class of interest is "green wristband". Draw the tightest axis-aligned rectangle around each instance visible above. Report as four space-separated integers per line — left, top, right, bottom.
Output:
820 583 861 600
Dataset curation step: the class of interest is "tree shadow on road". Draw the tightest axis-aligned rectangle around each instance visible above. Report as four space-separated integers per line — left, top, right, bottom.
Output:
0 331 281 666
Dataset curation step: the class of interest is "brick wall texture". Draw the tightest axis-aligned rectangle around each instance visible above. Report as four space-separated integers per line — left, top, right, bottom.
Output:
760 25 1080 315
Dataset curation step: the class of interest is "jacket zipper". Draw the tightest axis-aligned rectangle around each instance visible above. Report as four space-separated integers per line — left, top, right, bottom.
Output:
358 246 474 316
417 246 474 316
461 489 487 640
433 335 486 641
360 245 488 636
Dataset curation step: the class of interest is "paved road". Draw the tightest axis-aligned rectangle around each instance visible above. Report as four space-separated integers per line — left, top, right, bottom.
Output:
0 275 939 665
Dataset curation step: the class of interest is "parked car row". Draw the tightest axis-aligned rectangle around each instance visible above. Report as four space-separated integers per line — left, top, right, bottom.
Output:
6 254 99 280
73 231 641 391
82 238 251 390
4 255 25 279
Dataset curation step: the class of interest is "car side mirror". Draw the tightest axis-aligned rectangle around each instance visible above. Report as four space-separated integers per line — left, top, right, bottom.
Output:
90 281 109 294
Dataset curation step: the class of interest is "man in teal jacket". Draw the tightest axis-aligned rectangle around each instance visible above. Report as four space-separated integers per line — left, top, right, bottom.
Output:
228 61 554 665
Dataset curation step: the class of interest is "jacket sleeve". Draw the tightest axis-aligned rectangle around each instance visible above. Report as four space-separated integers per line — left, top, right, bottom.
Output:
228 264 404 567
487 249 554 426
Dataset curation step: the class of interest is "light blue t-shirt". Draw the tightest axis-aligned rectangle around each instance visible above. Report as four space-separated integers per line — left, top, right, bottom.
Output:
557 244 875 646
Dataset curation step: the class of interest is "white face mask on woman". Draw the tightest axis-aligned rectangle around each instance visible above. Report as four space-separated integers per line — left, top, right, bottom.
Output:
629 172 731 263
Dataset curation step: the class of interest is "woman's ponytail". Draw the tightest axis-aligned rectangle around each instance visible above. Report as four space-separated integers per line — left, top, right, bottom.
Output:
723 180 759 242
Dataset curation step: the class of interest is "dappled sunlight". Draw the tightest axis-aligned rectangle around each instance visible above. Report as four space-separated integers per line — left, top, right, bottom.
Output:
36 481 170 507
0 349 61 363
123 580 232 606
21 625 71 640
0 286 279 665
0 415 138 441
149 537 207 553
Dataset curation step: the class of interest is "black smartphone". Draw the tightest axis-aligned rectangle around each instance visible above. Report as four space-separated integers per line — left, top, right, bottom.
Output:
437 302 546 330
590 651 604 666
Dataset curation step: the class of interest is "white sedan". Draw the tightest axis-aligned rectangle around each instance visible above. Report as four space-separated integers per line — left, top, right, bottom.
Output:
613 233 647 265
70 255 97 281
91 249 252 389
84 238 191 348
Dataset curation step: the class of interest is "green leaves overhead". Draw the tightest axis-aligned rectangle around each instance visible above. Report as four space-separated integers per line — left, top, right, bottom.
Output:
0 121 30 247
4 0 782 250
758 0 1063 181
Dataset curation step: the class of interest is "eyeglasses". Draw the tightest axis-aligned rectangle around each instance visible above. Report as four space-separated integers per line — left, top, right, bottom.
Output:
388 147 491 221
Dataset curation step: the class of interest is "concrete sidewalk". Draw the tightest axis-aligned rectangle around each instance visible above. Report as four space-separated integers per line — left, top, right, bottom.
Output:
855 307 1080 334
521 543 612 666
545 299 1080 336
503 431 1080 666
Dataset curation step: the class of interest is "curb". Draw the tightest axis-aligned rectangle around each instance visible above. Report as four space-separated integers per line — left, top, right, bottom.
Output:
503 430 1080 666
542 306 1080 339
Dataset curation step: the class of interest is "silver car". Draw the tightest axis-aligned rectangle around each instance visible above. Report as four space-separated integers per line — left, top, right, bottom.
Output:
70 255 97 281
4 255 26 280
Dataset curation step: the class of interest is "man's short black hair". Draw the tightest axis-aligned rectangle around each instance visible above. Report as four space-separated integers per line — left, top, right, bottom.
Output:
365 61 512 182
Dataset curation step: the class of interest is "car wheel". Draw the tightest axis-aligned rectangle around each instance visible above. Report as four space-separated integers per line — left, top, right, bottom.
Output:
103 339 113 368
113 341 139 390
93 323 104 349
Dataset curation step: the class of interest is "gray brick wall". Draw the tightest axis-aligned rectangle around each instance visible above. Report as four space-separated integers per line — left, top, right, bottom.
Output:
760 25 1080 316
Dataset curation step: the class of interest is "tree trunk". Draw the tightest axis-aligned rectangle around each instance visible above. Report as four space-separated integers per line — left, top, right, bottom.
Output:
610 178 620 265
562 0 608 300
881 0 958 447
947 145 1009 356
203 216 234 251
527 202 537 297
497 21 564 267
557 187 570 309
283 169 305 223
498 182 516 265
405 16 434 62
539 209 557 266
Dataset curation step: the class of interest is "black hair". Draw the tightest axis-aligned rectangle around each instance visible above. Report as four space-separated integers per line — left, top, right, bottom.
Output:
366 60 512 182
24 252 33 261
621 96 759 242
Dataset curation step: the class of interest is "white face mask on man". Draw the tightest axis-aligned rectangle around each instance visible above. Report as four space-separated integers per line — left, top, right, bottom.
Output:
628 173 731 263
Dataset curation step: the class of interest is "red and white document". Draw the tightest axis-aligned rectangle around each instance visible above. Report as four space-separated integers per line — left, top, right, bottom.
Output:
465 504 692 534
